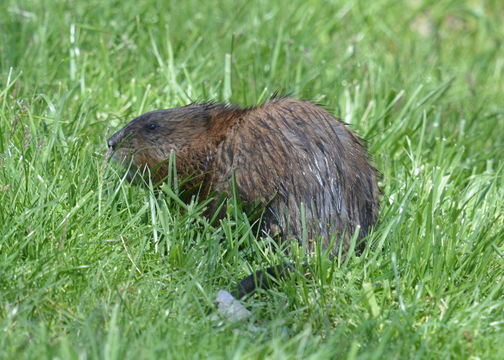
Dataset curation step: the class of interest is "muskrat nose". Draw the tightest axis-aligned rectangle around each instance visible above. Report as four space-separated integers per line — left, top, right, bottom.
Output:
107 130 126 151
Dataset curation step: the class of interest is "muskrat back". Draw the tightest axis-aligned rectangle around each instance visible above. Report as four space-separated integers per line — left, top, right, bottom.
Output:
108 97 379 253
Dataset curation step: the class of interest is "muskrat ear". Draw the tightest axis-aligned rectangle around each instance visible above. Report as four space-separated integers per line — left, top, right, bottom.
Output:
206 103 241 130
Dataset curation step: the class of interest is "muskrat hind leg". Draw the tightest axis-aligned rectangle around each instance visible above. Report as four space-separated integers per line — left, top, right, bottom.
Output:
233 263 308 299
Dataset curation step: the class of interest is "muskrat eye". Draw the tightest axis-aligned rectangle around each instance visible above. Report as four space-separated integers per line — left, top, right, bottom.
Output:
146 123 158 131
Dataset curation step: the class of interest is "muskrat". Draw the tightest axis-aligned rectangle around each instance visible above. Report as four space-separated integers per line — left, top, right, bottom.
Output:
107 97 380 297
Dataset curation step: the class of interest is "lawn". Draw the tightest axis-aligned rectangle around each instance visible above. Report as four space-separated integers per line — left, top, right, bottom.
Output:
1 0 503 359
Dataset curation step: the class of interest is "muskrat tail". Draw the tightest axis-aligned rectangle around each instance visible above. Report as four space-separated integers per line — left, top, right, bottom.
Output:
234 263 308 299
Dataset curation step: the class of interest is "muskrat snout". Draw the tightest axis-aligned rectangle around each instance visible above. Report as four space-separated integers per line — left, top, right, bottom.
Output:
107 130 125 151
106 129 133 163
105 135 118 159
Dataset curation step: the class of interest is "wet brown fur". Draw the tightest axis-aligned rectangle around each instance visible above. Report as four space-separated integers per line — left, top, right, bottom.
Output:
108 97 380 255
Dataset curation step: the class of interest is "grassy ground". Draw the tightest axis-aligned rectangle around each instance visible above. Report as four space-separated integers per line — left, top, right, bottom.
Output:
1 0 503 359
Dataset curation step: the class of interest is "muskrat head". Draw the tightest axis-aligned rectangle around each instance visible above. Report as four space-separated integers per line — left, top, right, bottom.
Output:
107 104 211 180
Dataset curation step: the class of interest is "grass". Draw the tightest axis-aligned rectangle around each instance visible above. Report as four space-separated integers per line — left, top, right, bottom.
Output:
1 0 503 358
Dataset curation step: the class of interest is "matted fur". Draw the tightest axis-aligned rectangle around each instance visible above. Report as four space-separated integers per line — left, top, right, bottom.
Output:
108 97 379 253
